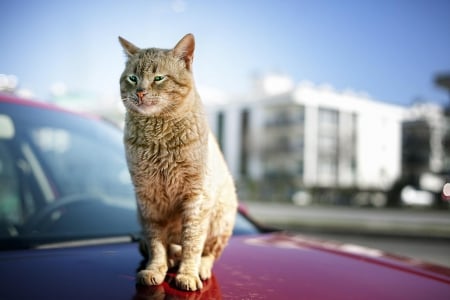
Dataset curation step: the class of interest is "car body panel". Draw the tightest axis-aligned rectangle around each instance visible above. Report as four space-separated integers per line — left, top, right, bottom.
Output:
1 233 449 300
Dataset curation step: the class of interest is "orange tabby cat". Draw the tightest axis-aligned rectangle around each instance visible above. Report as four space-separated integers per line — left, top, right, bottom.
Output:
118 33 237 291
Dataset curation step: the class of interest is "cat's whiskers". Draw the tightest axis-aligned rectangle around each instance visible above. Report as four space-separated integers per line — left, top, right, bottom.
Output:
122 95 145 107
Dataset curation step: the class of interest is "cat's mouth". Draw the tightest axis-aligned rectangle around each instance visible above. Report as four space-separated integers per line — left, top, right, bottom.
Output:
132 97 159 107
128 96 163 115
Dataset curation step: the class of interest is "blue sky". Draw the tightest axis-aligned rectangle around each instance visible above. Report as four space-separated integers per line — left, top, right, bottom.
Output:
1 0 449 106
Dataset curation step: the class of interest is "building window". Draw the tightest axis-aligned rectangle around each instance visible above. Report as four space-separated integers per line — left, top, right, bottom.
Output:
240 109 250 176
216 111 225 151
265 104 304 127
350 113 358 180
262 104 305 178
402 120 431 175
317 108 339 185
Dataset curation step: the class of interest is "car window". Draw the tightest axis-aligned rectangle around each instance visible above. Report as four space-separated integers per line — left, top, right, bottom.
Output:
30 126 132 202
0 142 21 226
0 103 138 242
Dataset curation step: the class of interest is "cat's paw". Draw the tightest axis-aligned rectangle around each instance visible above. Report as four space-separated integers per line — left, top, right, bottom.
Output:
199 256 214 280
175 273 203 291
199 267 211 281
136 269 166 286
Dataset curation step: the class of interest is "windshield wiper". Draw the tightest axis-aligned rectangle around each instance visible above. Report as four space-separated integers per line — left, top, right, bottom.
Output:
36 235 136 249
0 233 142 251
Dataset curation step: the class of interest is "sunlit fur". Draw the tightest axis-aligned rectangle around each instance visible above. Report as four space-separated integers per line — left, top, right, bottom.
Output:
119 34 237 291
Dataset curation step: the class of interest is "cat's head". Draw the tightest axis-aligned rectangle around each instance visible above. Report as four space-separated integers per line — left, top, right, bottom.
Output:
118 34 195 116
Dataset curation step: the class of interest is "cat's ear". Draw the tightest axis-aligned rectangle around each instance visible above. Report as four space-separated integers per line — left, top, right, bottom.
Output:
118 36 140 58
173 33 195 70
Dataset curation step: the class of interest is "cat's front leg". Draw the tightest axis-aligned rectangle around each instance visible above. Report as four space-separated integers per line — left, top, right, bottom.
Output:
137 229 168 286
175 209 208 291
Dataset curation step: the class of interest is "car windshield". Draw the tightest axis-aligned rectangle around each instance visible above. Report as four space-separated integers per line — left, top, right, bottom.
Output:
0 99 258 250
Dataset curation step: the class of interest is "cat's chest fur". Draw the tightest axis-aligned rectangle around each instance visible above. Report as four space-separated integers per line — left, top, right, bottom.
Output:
124 111 208 217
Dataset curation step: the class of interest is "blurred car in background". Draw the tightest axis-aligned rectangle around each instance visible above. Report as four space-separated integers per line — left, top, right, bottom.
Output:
1 93 449 299
443 183 450 201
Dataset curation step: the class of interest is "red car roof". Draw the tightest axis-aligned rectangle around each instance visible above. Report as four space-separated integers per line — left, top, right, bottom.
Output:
1 92 59 109
0 92 99 120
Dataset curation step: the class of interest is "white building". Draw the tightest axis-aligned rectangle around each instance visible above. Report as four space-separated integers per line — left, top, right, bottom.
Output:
402 101 447 175
206 77 406 193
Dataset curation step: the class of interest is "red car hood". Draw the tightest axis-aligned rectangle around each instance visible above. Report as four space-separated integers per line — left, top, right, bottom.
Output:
0 232 449 299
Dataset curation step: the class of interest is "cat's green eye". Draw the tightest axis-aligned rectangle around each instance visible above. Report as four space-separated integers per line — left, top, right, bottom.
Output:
154 75 165 82
127 75 138 85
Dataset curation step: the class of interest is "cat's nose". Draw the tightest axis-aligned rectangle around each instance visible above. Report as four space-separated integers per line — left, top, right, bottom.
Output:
136 89 147 102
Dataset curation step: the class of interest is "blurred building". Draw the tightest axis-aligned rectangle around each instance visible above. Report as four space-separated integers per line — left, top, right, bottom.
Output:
434 73 450 175
402 102 447 176
207 76 406 202
393 101 449 207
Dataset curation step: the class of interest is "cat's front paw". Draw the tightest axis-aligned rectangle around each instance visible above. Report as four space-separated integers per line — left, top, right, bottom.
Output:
175 273 203 291
199 255 214 280
199 266 211 281
136 269 166 286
